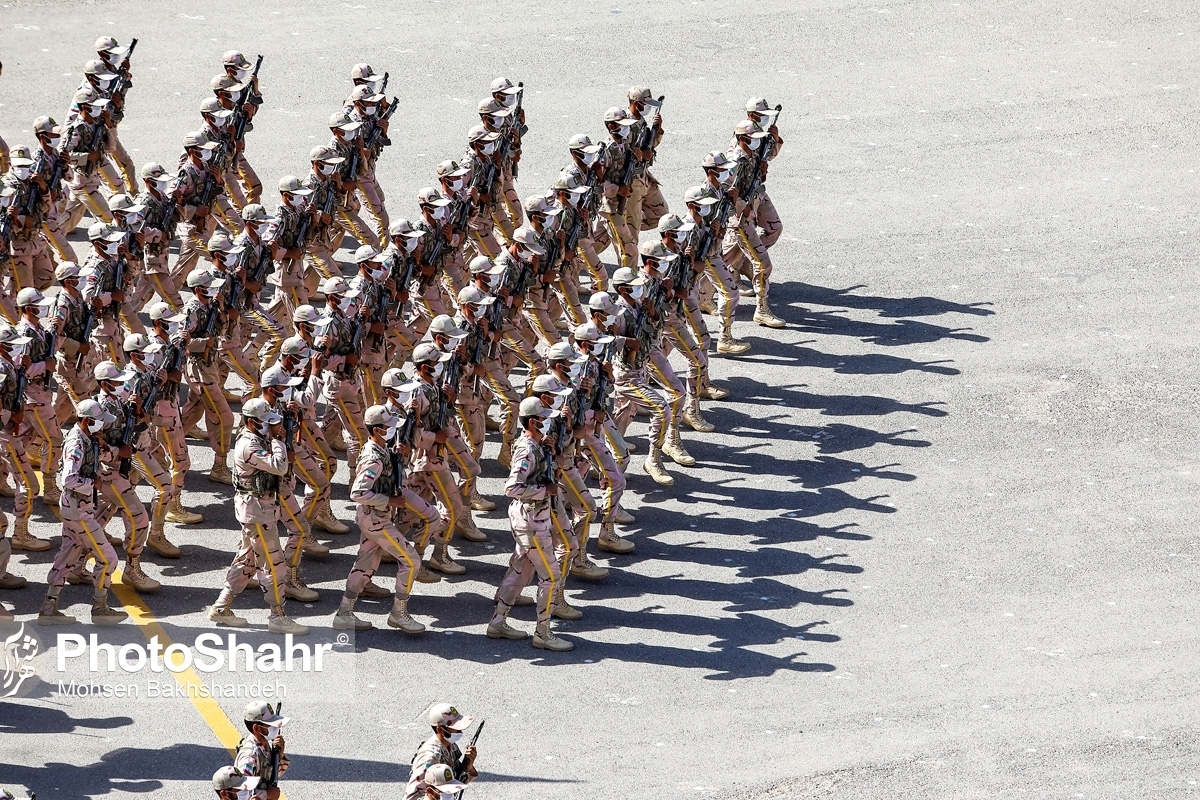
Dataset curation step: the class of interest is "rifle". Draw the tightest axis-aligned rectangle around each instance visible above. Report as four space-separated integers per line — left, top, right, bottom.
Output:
281 407 297 452
74 304 95 371
373 250 416 347
739 103 783 205
0 209 12 246
90 437 100 507
379 72 389 95
24 147 69 220
198 299 222 358
117 401 137 478
616 95 664 213
109 38 138 103
507 82 525 178
433 354 462 434
454 719 485 788
229 55 263 145
359 98 398 165
9 366 26 434
265 702 283 790
109 255 126 307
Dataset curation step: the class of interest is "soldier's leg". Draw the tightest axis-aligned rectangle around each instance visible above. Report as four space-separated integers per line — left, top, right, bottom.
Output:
107 129 139 193
222 168 249 212
357 173 389 244
248 521 288 611
235 153 263 205
638 174 669 232
211 194 245 235
173 216 217 282
3 437 43 550
757 192 783 248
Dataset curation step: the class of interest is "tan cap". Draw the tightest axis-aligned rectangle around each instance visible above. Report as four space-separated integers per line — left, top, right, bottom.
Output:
73 86 101 106
309 144 344 163
735 119 767 138
278 175 312 195
628 85 651 102
211 73 240 92
186 269 225 289
32 116 60 136
436 159 470 178
519 396 551 418
206 232 236 253
94 360 134 383
573 321 614 344
141 161 167 180
83 59 118 79
55 261 83 281
611 267 644 287
477 97 511 117
281 335 311 355
148 301 185 322
639 239 670 260
222 50 252 69
531 373 570 395
351 63 382 81
212 766 258 794
363 404 398 428
76 397 116 424
182 131 218 150
604 106 634 124
424 764 467 794
413 342 451 365
389 218 423 239
95 35 128 56
381 368 412 389
457 285 495 307
262 365 303 388
242 398 282 425
547 341 581 363
523 195 552 216
511 227 545 255
109 194 145 214
469 255 504 275
353 244 382 264
553 171 587 193
430 315 467 339
490 76 521 95
568 133 602 153
200 96 232 118
320 276 351 296
417 187 451 207
467 124 500 143
122 332 160 353
292 305 320 325
588 291 616 313
683 185 719 205
657 214 694 234
702 150 731 170
242 203 273 223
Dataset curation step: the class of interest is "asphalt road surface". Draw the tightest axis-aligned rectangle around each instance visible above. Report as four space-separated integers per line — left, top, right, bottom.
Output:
2 1 1198 798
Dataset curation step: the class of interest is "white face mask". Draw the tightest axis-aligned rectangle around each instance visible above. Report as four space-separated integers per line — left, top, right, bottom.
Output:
98 77 116 92
336 296 356 315
593 342 607 358
202 286 220 299
537 416 555 436
8 343 28 360
317 162 335 176
87 418 105 434
33 304 49 320
369 265 387 282
696 202 715 218
581 152 598 166
281 387 294 403
480 141 496 156
611 126 630 142
14 167 31 181
630 285 645 302
499 93 517 108
551 393 567 411
47 136 62 150
234 67 250 81
447 731 464 744
568 360 584 381
428 205 447 221
124 212 145 232
198 148 214 163
362 105 378 117
716 168 733 185
383 420 398 441
343 127 360 141
165 321 181 336
287 194 306 209
432 361 445 381
209 115 229 129
143 351 163 370
447 177 464 192
402 236 420 253
111 382 133 401
102 241 121 256
603 314 617 327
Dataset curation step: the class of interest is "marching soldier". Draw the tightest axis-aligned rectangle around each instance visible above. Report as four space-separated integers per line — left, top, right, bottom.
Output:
486 396 574 651
93 359 161 593
624 85 669 231
30 115 75 265
333 404 425 633
315 275 368 472
235 700 290 796
264 175 316 326
344 84 391 243
207 397 307 635
327 111 379 248
734 97 784 248
145 301 204 526
14 288 62 506
260 364 323 604
137 162 185 311
217 50 265 207
50 261 97 423
690 160 751 354
562 133 611 290
3 145 55 295
171 132 221 281
0 325 49 553
122 334 184 558
406 703 478 799
106 193 148 335
598 107 638 270
723 119 785 329
39 398 126 626
60 87 114 229
90 35 139 193
210 766 259 800
178 268 236 484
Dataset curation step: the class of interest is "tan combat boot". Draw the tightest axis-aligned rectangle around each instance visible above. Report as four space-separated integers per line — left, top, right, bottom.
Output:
662 428 696 467
456 513 487 543
328 432 349 452
551 587 583 621
0 479 15 498
415 566 442 584
427 541 466 575
37 595 77 626
302 536 330 556
208 595 248 627
332 607 373 631
267 606 309 635
42 483 61 507
532 621 574 652
699 378 730 400
497 439 513 469
208 457 234 486
683 402 715 433
122 556 162 593
642 447 674 486
360 580 392 598
312 505 350 535
11 519 51 552
90 594 129 626
570 555 609 581
386 597 426 633
146 509 182 559
469 490 496 512
598 522 636 554
614 506 637 526
164 498 203 525
717 333 751 355
0 538 24 588
486 604 527 640
753 295 786 329
282 566 319 602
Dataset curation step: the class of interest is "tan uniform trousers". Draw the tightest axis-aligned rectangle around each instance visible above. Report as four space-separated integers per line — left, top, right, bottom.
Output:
97 470 150 559
613 366 668 450
347 505 419 599
47 490 116 596
496 503 562 624
628 171 668 232
181 355 234 457
223 518 287 607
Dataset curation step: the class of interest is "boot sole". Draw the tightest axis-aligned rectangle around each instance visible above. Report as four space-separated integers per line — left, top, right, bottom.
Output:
146 546 182 559
284 590 319 602
487 629 527 640
599 544 636 554
91 616 128 626
37 616 77 626
332 618 373 631
386 620 426 633
532 639 574 652
268 626 310 636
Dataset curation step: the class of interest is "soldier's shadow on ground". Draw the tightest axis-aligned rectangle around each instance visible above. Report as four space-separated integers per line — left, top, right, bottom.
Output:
0 741 564 798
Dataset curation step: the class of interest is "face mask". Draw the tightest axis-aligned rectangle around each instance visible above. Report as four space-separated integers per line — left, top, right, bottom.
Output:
593 342 607 358
368 265 387 282
447 177 464 192
102 241 121 256
209 115 229 129
317 162 334 176
581 152 598 166
402 236 419 253
111 383 133 401
697 202 714 218
222 251 241 268
343 127 360 141
202 286 220 299
362 105 378 117
234 67 250 81
143 351 163 370
33 304 49 320
153 177 172 193
500 94 517 108
384 421 399 441
198 149 214 163
447 731 464 744
630 284 645 302
98 77 116 92
87 418 105 434
124 212 144 232
480 141 496 156
716 168 733 185
537 416 555 436
14 167 31 181
568 360 584 381
431 361 445 381
428 205 447 221
611 127 630 142
336 296 355 315
551 393 567 411
603 314 617 327
287 194 306 209
165 321 181 336
281 387 294 403
47 136 62 150
8 343 28 360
